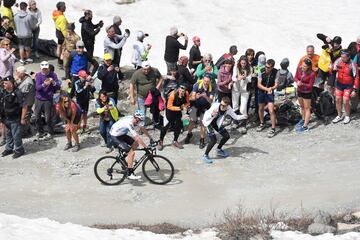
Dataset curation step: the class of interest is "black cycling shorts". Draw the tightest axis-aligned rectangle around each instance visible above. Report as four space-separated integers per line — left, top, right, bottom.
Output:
110 135 135 152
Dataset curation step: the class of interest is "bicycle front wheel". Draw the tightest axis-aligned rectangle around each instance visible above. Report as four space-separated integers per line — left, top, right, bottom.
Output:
94 156 128 185
142 155 174 185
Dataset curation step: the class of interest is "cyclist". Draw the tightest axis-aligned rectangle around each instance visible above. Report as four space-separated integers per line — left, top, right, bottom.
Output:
109 110 151 180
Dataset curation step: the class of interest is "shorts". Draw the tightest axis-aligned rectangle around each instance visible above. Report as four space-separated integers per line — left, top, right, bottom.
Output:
56 29 65 45
18 38 32 50
297 91 312 100
73 111 82 125
77 99 89 113
335 82 353 99
258 90 274 104
189 106 205 122
110 135 135 152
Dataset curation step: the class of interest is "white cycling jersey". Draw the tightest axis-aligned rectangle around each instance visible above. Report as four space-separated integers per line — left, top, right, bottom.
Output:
109 116 139 137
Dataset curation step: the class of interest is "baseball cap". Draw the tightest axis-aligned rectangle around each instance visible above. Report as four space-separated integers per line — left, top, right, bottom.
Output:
78 70 88 78
40 61 49 69
192 36 200 42
3 76 15 85
103 53 113 61
76 40 85 48
141 61 151 68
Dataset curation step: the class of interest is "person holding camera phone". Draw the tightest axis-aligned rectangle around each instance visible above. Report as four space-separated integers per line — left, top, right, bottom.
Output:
164 26 188 74
79 9 103 59
74 70 95 133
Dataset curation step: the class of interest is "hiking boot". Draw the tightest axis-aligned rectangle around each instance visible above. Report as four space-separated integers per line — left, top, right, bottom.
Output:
184 132 193 144
157 141 164 151
267 128 276 138
1 149 13 157
202 154 213 164
296 126 309 133
343 116 351 124
105 147 113 153
25 58 33 64
216 149 229 158
199 138 206 149
0 139 6 146
127 172 141 180
172 141 184 149
19 59 25 65
12 151 24 159
72 144 80 152
332 115 344 124
64 143 72 150
256 123 266 132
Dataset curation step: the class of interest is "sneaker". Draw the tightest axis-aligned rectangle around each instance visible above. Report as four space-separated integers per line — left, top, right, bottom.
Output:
239 127 247 134
105 147 113 153
127 172 141 180
157 141 164 151
202 154 213 164
267 128 276 138
296 119 304 128
256 123 266 132
19 59 25 65
36 132 44 139
0 139 6 146
35 52 40 58
296 126 309 133
12 151 24 159
72 144 80 152
216 149 230 158
199 138 206 149
332 115 344 124
343 116 351 124
1 149 13 157
184 132 193 144
25 58 33 64
172 141 184 149
64 143 72 150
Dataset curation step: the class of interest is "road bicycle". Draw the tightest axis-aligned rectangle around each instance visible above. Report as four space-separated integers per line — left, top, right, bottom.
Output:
94 141 174 185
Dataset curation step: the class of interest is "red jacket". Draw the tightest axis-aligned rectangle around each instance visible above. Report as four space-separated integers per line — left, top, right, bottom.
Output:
333 58 359 88
295 66 316 93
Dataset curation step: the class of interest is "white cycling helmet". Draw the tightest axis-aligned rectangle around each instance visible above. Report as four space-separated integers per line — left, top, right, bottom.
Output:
134 110 145 121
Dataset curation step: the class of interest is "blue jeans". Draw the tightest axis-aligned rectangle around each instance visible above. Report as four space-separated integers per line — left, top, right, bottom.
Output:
32 27 40 53
4 120 24 153
137 97 147 126
99 120 114 149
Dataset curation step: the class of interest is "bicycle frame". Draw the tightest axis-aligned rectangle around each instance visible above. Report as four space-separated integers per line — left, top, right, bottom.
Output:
116 145 157 172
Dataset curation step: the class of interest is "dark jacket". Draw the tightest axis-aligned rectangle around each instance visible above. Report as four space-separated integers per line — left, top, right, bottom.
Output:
259 68 278 92
111 24 122 51
188 45 201 70
79 16 101 45
177 64 195 92
97 64 122 92
66 51 99 77
347 42 360 60
0 88 24 121
164 35 188 63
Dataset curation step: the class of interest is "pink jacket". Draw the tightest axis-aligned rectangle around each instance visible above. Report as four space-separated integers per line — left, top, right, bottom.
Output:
217 65 233 93
0 48 16 78
295 66 316 93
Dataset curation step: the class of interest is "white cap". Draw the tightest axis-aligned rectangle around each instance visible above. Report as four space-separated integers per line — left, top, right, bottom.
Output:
141 61 151 68
40 61 49 69
137 31 145 40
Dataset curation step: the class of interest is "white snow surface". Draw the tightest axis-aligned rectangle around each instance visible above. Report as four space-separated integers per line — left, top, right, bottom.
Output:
271 230 360 240
0 213 220 240
35 0 360 74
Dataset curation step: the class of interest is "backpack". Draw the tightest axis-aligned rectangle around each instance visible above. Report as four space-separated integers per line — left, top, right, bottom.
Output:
319 91 336 116
275 100 302 125
277 70 293 91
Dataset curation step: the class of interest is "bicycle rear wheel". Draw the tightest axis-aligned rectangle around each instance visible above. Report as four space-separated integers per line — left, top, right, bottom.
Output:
94 156 128 185
142 155 174 185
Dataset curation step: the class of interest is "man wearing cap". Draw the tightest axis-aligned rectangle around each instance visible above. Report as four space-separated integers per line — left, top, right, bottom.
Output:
79 9 103 58
66 40 99 98
97 53 122 104
129 61 163 125
15 66 35 136
164 26 188 74
104 25 129 67
184 73 215 149
34 61 61 139
132 30 151 69
188 36 202 72
0 76 27 158
332 50 359 124
215 45 238 70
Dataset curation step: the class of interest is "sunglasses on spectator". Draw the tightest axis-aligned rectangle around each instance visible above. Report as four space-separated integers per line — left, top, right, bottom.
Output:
265 65 273 69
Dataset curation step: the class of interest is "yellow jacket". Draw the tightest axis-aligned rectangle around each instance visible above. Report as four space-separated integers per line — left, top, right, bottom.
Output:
52 10 68 37
1 6 15 29
96 98 119 122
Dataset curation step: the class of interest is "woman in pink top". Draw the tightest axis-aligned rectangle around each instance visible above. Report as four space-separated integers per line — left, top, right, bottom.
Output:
0 38 16 79
294 58 316 133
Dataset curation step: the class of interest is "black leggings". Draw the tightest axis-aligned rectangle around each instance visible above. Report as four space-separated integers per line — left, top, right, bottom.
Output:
205 121 230 155
160 110 182 142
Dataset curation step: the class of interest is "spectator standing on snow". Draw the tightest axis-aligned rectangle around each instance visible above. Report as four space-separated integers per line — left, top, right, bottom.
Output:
164 26 188 74
131 30 151 69
104 25 129 67
79 9 103 59
13 1 37 65
52 1 68 69
188 36 202 72
28 0 42 58
61 23 80 79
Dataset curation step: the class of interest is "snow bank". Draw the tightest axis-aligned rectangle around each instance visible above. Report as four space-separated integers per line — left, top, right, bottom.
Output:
0 213 220 240
35 0 360 74
271 230 360 240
